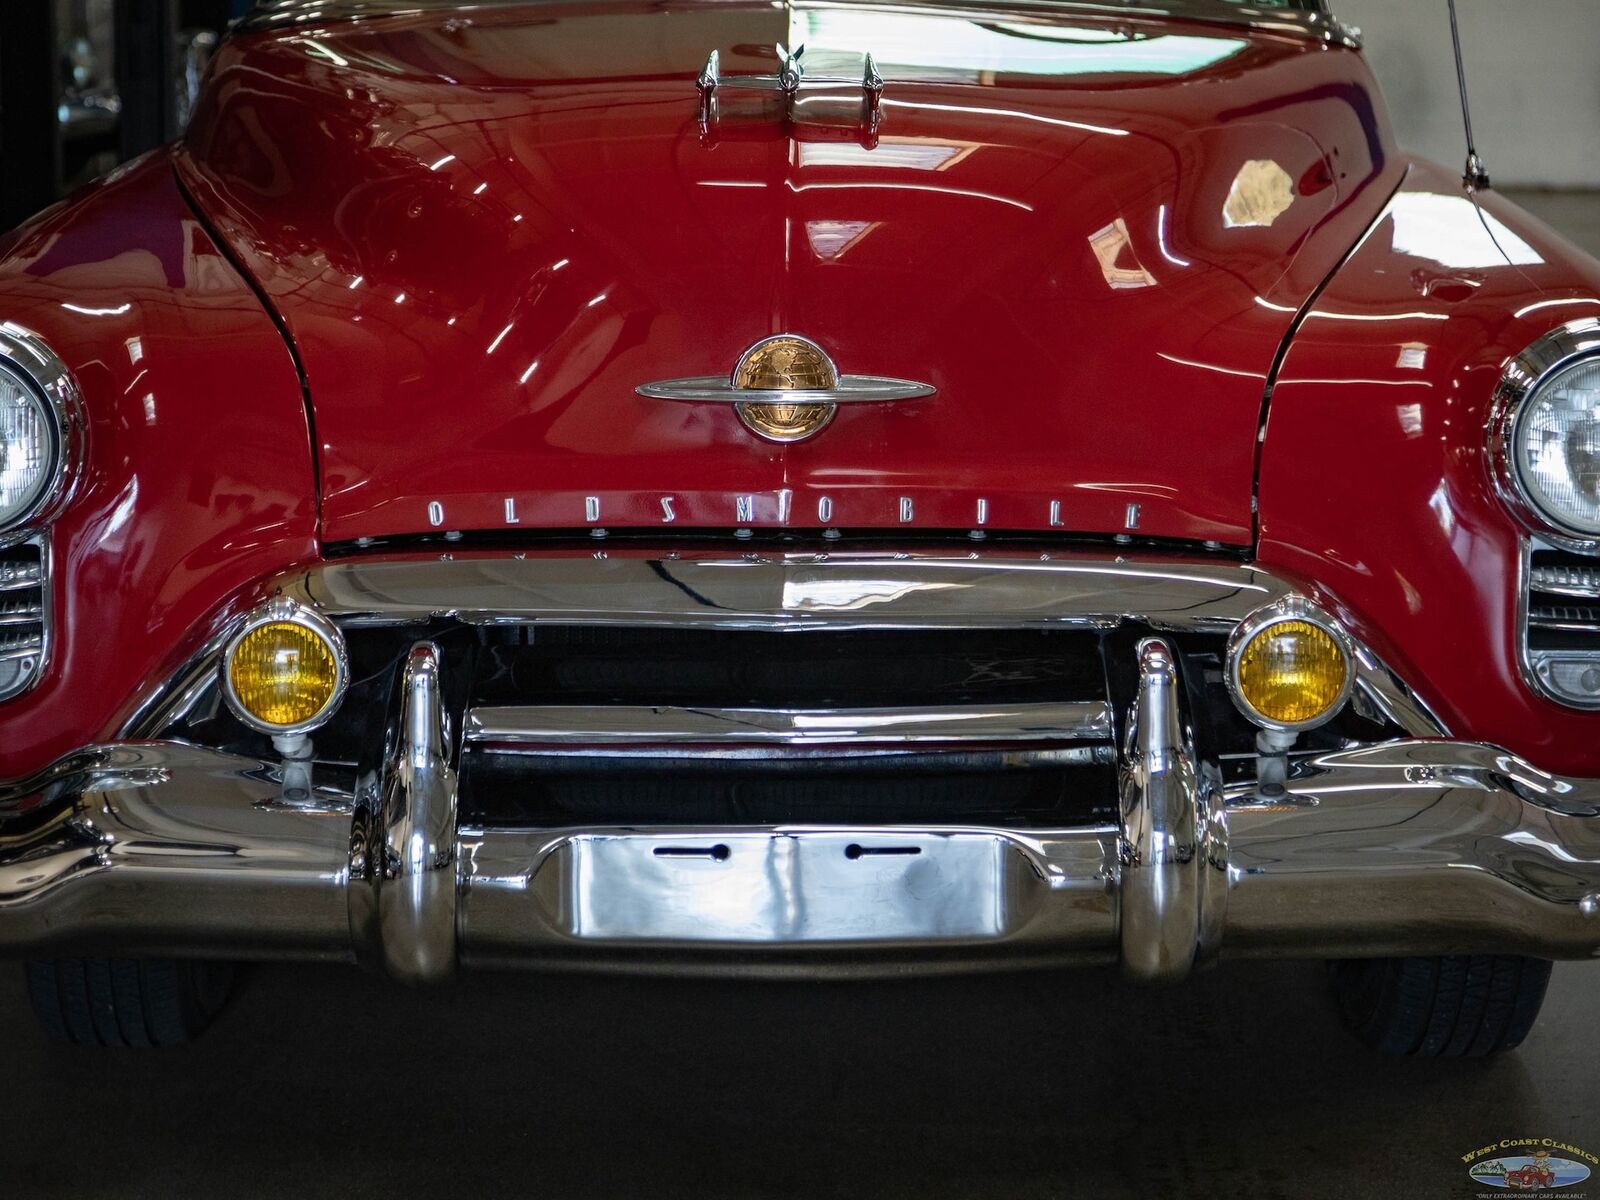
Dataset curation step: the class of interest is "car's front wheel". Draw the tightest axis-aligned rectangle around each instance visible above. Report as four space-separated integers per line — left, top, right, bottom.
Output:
25 958 236 1047
1328 955 1552 1056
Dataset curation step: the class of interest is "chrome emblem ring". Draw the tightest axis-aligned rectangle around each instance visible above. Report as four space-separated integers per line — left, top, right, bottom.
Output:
637 334 935 444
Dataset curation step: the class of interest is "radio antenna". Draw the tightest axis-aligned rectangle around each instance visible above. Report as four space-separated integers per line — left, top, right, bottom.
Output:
1447 0 1491 190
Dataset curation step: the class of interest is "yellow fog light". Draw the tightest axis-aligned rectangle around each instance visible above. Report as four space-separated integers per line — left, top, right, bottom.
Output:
221 599 347 734
1227 602 1353 731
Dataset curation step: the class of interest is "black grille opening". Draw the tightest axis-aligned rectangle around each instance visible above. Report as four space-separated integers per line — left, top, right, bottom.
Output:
0 540 45 701
472 626 1107 710
462 626 1116 827
1526 545 1600 706
460 747 1118 828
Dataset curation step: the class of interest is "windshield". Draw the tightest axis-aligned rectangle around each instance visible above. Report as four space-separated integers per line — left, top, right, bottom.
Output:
245 0 1332 24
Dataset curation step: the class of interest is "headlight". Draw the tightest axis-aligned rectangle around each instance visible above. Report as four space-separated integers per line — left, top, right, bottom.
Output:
1227 598 1353 732
1495 320 1600 545
221 598 348 736
0 326 76 531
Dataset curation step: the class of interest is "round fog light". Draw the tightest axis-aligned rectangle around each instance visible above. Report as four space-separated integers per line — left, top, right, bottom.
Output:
222 599 347 734
1228 604 1352 732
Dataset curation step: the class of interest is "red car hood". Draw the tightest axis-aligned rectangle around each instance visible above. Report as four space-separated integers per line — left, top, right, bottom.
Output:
180 0 1401 544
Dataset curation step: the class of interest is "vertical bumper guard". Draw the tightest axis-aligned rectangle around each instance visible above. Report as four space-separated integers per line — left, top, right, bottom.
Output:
1118 638 1226 982
349 642 460 983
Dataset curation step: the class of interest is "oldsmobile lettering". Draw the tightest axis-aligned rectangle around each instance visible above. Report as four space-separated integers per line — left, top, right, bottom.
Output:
423 492 1101 531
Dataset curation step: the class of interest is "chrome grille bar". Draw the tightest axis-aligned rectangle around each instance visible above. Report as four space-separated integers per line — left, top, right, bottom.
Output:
1529 604 1600 634
0 597 43 626
464 701 1113 749
1531 562 1600 599
0 634 42 660
0 560 41 592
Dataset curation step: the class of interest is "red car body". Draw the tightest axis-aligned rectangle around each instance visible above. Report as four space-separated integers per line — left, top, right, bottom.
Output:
2 0 1596 777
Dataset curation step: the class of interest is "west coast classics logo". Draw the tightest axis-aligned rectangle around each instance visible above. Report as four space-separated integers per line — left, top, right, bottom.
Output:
1464 1140 1596 1193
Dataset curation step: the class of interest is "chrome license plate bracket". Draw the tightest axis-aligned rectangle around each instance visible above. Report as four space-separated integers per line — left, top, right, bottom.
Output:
550 830 1028 944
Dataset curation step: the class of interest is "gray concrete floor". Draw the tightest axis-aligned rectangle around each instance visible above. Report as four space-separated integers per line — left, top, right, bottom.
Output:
2 961 1596 1198
5 190 1600 1198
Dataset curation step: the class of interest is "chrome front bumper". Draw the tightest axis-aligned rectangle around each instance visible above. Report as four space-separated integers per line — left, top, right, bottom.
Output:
5 638 1600 983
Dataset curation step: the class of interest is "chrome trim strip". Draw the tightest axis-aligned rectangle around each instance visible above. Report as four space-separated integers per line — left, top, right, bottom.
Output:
1348 642 1448 737
474 746 1112 766
465 701 1113 748
294 550 1285 631
118 621 235 740
639 331 934 405
349 643 460 984
636 375 934 405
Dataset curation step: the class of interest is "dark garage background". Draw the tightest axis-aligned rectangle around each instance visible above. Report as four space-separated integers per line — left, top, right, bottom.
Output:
0 1 247 232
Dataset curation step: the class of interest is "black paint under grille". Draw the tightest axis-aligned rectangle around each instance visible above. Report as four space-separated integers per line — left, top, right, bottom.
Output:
471 626 1107 709
460 748 1118 828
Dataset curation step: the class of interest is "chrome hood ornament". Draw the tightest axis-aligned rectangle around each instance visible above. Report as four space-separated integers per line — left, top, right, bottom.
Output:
696 44 885 137
637 334 934 443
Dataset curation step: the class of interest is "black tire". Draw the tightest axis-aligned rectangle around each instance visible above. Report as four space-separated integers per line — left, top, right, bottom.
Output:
25 958 236 1047
1328 955 1552 1056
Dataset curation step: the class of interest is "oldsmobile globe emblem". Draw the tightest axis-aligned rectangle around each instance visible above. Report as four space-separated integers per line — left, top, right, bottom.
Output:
637 333 935 443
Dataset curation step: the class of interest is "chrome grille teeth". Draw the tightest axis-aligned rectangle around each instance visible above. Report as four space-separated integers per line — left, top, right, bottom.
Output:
1528 604 1600 633
1525 547 1600 707
0 540 43 699
1531 563 1600 599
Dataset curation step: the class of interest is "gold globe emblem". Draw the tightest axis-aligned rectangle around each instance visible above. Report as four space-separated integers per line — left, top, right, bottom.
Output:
731 335 838 443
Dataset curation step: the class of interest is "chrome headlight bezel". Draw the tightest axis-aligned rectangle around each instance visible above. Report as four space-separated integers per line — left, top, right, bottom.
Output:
220 596 351 737
0 322 82 538
1490 318 1600 555
1225 595 1356 734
